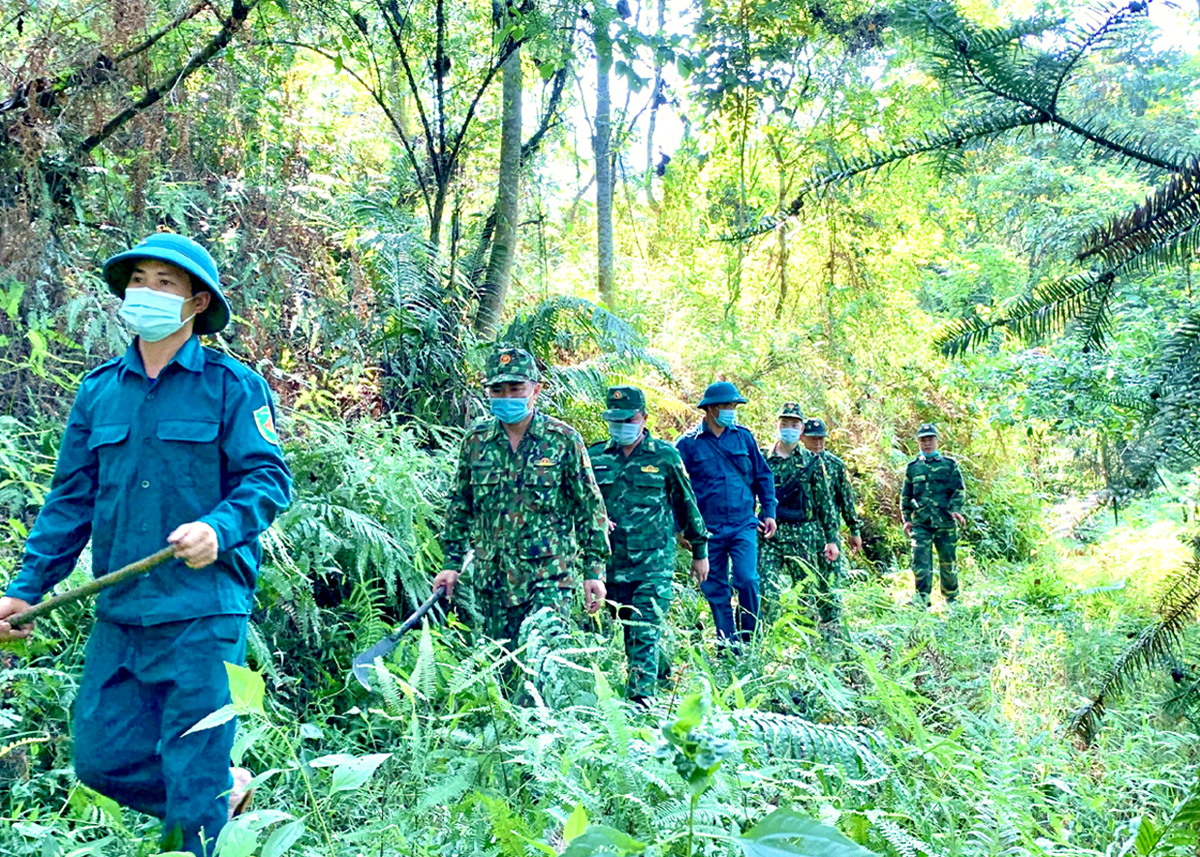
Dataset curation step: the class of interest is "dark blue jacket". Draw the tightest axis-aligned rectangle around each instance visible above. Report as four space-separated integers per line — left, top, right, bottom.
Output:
7 336 293 625
675 421 777 536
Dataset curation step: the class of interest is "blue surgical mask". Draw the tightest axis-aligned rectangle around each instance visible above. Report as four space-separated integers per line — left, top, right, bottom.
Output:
490 396 531 423
119 288 195 343
716 409 737 428
608 421 642 446
779 428 801 445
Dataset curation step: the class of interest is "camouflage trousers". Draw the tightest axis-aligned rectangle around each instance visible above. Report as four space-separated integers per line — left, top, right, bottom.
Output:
477 585 572 649
911 524 959 603
608 578 672 700
759 521 841 626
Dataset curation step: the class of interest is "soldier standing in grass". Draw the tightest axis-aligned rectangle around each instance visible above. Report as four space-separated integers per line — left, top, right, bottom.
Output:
901 423 967 608
434 346 609 645
675 381 777 647
759 405 841 634
0 233 293 855
588 386 709 705
800 418 864 556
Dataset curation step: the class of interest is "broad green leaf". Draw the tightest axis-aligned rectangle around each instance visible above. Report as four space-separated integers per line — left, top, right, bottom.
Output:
561 825 647 857
593 665 614 702
308 753 357 768
225 663 265 715
261 819 306 857
674 691 707 732
1133 816 1159 857
183 704 237 737
330 753 392 794
212 816 259 857
564 803 589 843
736 809 881 857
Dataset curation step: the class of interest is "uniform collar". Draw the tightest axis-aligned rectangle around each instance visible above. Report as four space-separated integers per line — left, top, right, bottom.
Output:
117 335 206 381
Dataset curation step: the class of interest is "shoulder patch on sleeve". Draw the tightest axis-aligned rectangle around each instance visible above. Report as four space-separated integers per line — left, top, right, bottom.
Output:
254 406 280 445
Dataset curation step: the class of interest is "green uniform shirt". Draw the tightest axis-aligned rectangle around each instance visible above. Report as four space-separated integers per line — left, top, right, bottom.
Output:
588 431 708 584
764 444 838 544
901 453 965 528
440 411 610 606
818 451 862 537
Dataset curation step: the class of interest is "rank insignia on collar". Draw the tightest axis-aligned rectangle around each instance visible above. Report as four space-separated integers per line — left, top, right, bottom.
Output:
536 457 554 466
641 465 659 473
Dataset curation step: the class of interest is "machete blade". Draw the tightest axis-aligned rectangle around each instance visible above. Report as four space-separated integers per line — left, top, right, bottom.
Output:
351 639 397 691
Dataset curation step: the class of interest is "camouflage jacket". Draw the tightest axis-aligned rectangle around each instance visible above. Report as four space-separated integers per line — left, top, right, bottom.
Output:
901 453 965 528
764 444 838 544
817 451 863 536
440 411 610 606
588 431 708 584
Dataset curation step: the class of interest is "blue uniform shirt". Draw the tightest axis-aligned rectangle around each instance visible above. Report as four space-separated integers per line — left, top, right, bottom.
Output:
6 336 293 625
675 421 777 536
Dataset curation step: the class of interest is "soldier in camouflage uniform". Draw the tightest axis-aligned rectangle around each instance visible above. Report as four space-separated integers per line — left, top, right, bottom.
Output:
759 405 841 630
800 418 864 555
435 346 609 645
588 386 709 704
901 424 966 608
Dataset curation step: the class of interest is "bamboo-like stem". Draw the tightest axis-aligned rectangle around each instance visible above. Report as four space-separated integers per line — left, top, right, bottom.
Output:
8 546 177 626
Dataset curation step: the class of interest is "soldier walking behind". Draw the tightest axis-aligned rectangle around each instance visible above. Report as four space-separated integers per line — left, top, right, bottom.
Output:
800 418 864 554
901 424 966 608
675 382 777 647
760 405 841 633
589 386 709 705
434 346 609 647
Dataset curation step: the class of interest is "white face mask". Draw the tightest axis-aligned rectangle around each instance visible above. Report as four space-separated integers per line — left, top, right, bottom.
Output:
119 288 196 342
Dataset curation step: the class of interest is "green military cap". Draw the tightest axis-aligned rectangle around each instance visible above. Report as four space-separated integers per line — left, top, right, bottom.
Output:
601 385 646 421
916 423 939 438
778 402 804 419
486 345 540 385
803 418 827 437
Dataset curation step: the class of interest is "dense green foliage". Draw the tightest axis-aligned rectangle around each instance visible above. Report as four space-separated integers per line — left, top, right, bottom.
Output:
2 0 1200 855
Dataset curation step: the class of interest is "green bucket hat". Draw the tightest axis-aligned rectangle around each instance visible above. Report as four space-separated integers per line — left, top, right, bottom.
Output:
486 345 540 385
697 381 747 409
778 402 804 420
916 423 939 438
103 233 230 335
803 418 828 438
601 385 646 421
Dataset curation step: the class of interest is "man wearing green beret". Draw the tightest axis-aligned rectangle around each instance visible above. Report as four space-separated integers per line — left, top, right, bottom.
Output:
435 345 610 646
760 405 841 633
589 386 709 705
0 233 293 854
800 418 864 555
901 424 966 608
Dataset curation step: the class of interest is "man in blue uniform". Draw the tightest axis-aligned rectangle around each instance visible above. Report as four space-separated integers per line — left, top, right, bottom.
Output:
676 381 776 646
0 233 293 855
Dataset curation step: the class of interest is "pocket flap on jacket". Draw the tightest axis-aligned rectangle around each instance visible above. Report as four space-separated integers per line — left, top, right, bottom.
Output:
87 423 130 449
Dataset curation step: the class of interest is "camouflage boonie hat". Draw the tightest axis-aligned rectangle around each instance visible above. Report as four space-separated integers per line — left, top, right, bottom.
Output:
486 345 540 385
778 402 804 420
916 423 939 438
803 418 827 437
601 385 646 421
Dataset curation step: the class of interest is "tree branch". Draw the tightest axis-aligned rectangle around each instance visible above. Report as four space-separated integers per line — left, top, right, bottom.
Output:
78 0 261 156
112 2 208 65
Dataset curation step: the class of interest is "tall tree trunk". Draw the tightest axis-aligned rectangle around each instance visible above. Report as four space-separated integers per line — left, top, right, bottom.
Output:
475 44 523 337
645 0 666 208
593 8 615 308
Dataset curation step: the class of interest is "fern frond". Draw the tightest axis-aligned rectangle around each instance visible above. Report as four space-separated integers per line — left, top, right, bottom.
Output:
1066 560 1200 746
1078 158 1200 274
719 710 888 778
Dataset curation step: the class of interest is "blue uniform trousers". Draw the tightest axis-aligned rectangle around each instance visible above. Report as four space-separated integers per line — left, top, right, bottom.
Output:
73 616 247 856
699 527 760 644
